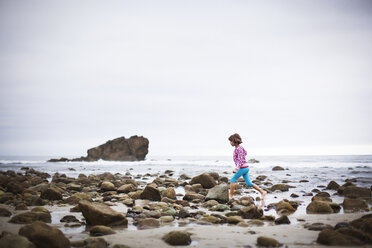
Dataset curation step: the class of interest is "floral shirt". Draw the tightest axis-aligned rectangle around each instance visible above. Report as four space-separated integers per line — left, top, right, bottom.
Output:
233 145 248 170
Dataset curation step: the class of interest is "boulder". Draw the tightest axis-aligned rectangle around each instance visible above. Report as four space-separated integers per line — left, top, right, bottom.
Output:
80 237 108 248
60 215 79 223
272 166 285 171
18 221 70 248
227 216 244 224
0 234 36 248
78 200 127 226
0 207 11 217
100 182 115 191
343 198 368 212
161 188 177 200
338 186 371 198
89 225 116 236
306 201 334 214
117 184 136 194
275 200 296 214
9 211 51 224
238 205 263 219
270 184 290 192
65 192 92 204
40 187 63 200
326 181 340 190
257 236 282 247
350 214 372 233
178 208 191 218
274 215 290 225
317 228 370 246
205 184 229 203
137 218 160 229
140 185 161 201
183 192 205 201
162 231 192 246
189 173 216 189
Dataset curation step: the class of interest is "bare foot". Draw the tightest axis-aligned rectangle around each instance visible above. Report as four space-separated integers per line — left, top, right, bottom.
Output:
261 191 267 199
229 194 234 201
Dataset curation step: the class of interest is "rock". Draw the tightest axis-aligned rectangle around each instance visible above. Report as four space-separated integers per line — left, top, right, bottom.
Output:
18 221 70 248
178 208 190 218
270 184 290 192
339 186 371 198
304 222 333 231
201 215 220 224
275 200 296 214
183 192 205 201
9 211 51 224
48 136 149 162
248 158 259 163
189 173 216 189
306 201 333 214
210 204 230 212
30 206 49 214
100 182 116 191
274 215 290 225
317 228 367 246
161 188 177 200
111 245 131 248
162 231 192 246
326 181 340 190
205 184 229 203
117 184 136 193
160 216 174 223
227 216 244 224
140 185 161 201
60 215 79 223
40 187 63 200
0 207 11 217
350 214 372 233
272 166 284 171
203 200 219 208
82 237 108 248
343 198 368 212
65 192 92 204
89 225 116 236
15 203 28 210
238 205 263 219
0 234 36 248
79 200 128 226
137 218 160 229
257 236 282 247
290 193 299 198
311 196 332 202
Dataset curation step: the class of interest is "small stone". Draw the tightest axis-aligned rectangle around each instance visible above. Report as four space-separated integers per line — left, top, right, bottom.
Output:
274 215 290 225
162 231 192 246
257 236 282 247
89 225 116 236
272 166 284 171
227 216 244 224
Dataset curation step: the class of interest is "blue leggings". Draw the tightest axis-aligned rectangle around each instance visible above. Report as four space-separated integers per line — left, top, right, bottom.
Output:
230 167 253 187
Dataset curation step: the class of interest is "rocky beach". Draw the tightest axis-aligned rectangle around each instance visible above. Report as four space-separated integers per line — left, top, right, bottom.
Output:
0 155 371 248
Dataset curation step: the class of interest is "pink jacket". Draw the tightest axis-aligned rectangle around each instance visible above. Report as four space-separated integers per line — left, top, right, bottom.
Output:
233 145 249 170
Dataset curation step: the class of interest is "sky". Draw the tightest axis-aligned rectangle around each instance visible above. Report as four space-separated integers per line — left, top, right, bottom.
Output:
0 0 372 157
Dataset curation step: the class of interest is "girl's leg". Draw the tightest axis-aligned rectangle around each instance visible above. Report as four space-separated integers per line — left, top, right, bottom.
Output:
229 183 235 199
253 184 267 198
229 169 244 200
242 168 267 198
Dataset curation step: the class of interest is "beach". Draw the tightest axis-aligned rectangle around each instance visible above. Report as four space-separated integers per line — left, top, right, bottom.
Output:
0 155 371 247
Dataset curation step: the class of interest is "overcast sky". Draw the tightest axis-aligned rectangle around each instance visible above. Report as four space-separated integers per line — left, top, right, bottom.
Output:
0 0 371 157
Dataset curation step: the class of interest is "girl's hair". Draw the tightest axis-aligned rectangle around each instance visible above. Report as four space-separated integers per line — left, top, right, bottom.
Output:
229 133 242 145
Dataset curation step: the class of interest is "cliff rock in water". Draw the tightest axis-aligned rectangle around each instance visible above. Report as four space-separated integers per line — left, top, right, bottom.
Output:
48 136 149 162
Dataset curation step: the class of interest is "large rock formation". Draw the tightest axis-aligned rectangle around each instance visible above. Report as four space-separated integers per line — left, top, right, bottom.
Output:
48 136 149 162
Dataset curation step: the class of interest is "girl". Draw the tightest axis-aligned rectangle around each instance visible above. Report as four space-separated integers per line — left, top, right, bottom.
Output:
229 133 267 200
